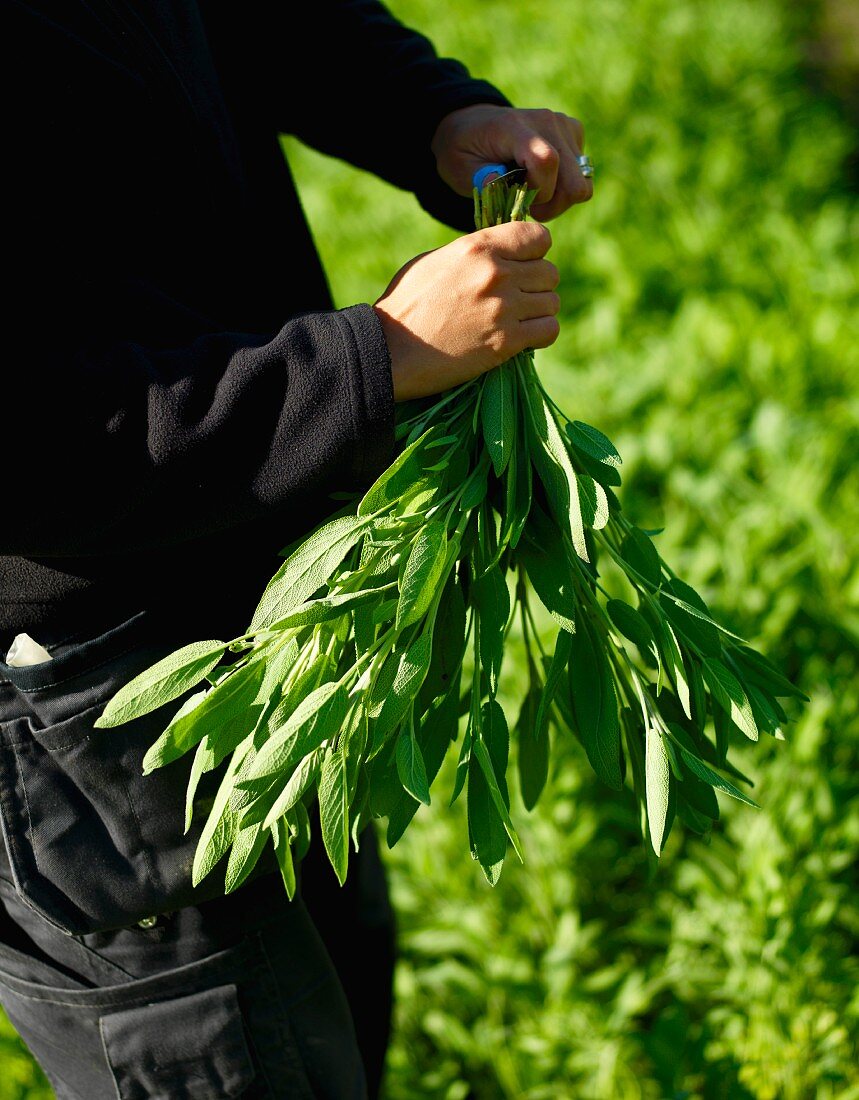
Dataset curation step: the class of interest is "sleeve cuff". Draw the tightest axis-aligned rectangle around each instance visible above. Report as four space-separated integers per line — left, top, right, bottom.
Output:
336 302 396 486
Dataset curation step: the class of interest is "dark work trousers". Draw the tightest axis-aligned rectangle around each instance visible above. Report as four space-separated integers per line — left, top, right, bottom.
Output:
0 612 396 1099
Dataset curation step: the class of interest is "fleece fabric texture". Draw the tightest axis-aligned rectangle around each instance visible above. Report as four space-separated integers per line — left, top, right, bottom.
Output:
2 0 511 648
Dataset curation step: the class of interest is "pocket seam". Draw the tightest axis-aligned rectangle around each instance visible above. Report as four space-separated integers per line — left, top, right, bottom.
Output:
8 738 38 879
7 639 144 695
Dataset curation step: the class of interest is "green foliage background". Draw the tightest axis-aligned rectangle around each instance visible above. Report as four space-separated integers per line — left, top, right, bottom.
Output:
2 0 856 1096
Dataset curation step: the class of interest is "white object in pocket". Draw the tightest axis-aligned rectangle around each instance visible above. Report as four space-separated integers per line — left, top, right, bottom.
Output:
5 633 53 667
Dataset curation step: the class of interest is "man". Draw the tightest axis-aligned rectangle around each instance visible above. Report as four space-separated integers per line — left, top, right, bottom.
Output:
0 2 591 1096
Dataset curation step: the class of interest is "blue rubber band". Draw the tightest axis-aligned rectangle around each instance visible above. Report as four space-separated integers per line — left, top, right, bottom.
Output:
472 164 509 193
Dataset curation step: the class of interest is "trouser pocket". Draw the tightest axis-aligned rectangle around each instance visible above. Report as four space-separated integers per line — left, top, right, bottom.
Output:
0 903 365 1100
100 984 254 1099
0 612 247 934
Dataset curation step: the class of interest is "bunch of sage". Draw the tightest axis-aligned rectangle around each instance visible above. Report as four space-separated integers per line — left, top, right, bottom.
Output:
96 175 803 894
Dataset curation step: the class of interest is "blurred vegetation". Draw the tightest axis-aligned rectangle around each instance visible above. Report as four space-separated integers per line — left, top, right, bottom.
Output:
2 0 856 1096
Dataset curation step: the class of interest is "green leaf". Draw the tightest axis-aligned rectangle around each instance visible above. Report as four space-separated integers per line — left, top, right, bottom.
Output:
731 644 809 700
607 599 655 654
679 749 760 808
318 749 349 885
143 658 265 775
95 640 226 728
268 585 393 631
523 373 589 562
387 675 460 847
576 475 610 530
374 633 434 744
534 628 573 738
505 414 532 550
396 521 448 631
519 507 577 633
395 726 431 805
358 429 435 516
473 564 510 694
619 527 662 588
472 738 523 864
191 745 251 887
645 725 670 856
481 361 516 476
242 682 349 783
461 460 489 511
224 822 268 894
660 593 722 658
250 515 369 630
702 657 759 741
565 420 622 468
261 749 323 830
746 682 783 737
270 818 297 900
467 759 506 885
568 618 623 789
516 685 548 811
420 576 467 707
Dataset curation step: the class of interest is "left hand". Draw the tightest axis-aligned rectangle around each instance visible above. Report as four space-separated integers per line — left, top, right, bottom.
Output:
431 103 593 222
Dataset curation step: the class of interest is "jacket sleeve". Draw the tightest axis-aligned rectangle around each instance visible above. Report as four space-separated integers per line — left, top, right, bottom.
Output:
4 305 394 558
1 4 396 560
221 0 513 230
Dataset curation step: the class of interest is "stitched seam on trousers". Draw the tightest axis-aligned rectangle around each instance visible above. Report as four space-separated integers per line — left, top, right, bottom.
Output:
98 1016 124 1100
116 755 160 896
12 641 143 693
8 740 38 876
4 735 93 751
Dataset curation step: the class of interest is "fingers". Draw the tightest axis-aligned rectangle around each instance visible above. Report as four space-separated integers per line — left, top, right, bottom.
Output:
477 220 552 261
515 258 560 292
518 289 560 321
515 111 593 221
517 130 560 207
518 315 561 351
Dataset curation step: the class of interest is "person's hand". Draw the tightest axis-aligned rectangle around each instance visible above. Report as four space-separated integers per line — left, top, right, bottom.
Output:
374 221 560 402
431 103 592 222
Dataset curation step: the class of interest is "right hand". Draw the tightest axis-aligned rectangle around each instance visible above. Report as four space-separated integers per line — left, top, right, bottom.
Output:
373 221 560 402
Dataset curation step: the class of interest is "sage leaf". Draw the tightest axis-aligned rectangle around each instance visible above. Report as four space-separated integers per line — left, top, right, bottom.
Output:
319 749 349 885
261 749 323 831
565 420 622 468
358 428 435 516
397 521 448 630
534 628 573 738
374 633 434 744
523 374 589 562
270 818 297 900
143 659 265 775
95 640 226 728
519 507 577 633
619 527 662 588
243 682 348 783
396 726 431 806
224 822 267 894
702 657 759 741
607 599 655 655
250 515 369 630
473 564 510 694
679 748 760 808
481 361 516 476
516 685 547 811
569 619 623 790
645 724 670 855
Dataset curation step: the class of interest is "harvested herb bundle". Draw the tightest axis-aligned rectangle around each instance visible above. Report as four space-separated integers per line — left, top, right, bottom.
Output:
97 173 803 894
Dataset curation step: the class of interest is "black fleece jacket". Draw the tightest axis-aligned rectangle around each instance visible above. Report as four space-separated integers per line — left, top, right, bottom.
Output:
1 0 510 649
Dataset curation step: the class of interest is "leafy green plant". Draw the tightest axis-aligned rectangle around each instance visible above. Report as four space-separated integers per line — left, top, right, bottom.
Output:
97 174 803 893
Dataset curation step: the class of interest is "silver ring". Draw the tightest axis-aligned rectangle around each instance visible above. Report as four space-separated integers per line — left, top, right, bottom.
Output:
576 154 594 179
